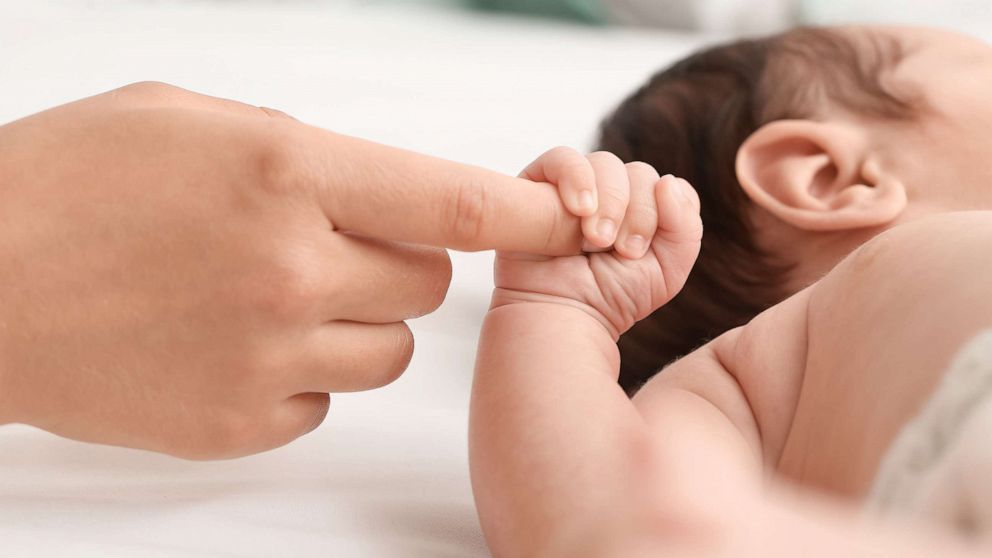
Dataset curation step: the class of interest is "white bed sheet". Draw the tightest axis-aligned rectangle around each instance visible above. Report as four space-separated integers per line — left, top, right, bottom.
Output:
0 2 708 556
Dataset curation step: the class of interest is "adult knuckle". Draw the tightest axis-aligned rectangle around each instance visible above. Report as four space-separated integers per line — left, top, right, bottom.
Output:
249 126 309 196
444 179 489 248
240 338 292 385
258 106 296 120
111 81 180 103
250 252 322 321
253 139 294 193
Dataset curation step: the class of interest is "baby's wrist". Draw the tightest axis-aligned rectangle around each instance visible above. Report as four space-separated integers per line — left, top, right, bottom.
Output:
489 288 621 341
483 298 622 370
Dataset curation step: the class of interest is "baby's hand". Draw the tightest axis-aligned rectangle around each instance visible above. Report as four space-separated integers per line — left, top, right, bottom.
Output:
494 147 702 339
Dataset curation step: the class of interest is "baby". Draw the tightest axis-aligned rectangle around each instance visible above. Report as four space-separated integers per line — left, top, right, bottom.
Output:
469 25 992 557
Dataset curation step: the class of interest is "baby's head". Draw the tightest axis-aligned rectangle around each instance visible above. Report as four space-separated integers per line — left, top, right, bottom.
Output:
602 26 992 391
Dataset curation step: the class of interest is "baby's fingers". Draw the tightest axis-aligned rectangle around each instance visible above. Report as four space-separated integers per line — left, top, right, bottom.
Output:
652 175 702 300
615 162 660 259
519 146 598 217
656 175 701 236
585 151 631 248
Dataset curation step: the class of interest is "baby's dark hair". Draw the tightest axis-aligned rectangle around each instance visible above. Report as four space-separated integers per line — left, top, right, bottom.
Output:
599 27 914 393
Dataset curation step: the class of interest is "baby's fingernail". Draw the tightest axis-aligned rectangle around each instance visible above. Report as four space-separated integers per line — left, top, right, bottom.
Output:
596 218 616 242
625 235 647 256
676 178 697 207
576 190 596 214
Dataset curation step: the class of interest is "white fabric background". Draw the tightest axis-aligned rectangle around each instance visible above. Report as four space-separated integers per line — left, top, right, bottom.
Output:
0 2 708 556
801 0 992 40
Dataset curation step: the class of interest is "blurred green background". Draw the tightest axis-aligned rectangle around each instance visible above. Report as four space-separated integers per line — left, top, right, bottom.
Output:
386 0 992 38
469 0 607 24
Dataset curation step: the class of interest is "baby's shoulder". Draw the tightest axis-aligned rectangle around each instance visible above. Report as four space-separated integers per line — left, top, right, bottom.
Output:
820 210 992 293
775 210 992 493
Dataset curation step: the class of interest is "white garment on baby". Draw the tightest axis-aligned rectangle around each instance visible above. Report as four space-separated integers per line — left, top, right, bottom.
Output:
868 329 992 540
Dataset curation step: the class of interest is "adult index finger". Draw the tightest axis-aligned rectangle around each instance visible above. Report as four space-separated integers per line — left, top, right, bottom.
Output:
286 124 585 255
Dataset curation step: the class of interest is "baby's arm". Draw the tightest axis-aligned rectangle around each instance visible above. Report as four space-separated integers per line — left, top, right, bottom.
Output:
470 149 759 556
470 148 992 557
473 310 767 557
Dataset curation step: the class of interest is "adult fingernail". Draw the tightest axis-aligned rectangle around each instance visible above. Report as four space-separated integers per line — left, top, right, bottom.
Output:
596 218 616 242
577 190 596 214
626 235 647 256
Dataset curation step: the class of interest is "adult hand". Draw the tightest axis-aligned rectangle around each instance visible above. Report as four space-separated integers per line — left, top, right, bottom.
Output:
0 82 583 459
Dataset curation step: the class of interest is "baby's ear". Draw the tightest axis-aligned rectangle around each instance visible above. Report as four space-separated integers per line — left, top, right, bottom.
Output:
735 120 907 231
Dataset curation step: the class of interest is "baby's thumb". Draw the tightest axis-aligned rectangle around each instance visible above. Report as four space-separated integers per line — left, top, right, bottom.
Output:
651 175 702 303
